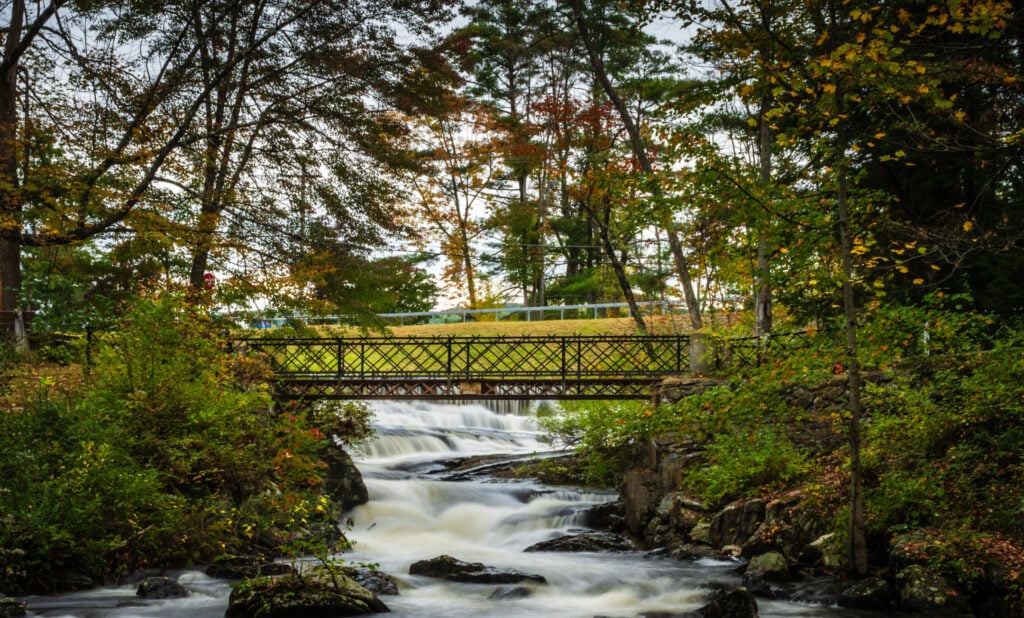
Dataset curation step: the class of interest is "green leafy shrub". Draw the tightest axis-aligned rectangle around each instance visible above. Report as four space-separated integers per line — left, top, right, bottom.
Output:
0 293 360 593
539 400 651 486
864 332 1024 537
684 426 812 506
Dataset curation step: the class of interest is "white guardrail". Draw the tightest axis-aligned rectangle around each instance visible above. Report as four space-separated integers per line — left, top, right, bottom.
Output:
233 299 743 329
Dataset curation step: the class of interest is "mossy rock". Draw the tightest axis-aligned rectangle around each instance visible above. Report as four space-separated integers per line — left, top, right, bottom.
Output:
225 566 389 617
0 596 27 618
894 564 970 614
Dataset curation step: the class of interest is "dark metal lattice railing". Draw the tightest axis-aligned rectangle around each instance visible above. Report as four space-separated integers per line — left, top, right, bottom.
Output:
230 332 815 400
233 335 692 381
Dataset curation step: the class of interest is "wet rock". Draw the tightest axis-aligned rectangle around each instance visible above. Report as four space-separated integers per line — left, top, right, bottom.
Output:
136 576 188 599
524 532 635 553
673 588 760 618
0 596 26 618
667 493 709 533
488 585 533 600
342 568 399 596
740 492 811 560
785 576 847 606
709 500 765 548
838 575 893 612
582 500 627 534
689 522 712 545
800 533 843 571
623 467 663 538
225 566 388 617
697 588 759 618
409 555 547 585
206 555 295 580
894 564 970 614
745 552 790 582
741 551 791 598
323 444 369 512
663 543 731 562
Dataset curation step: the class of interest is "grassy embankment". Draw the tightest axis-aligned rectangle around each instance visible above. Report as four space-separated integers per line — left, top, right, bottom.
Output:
316 315 703 337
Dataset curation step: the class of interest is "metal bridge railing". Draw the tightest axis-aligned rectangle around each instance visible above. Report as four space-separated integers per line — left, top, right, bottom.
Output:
233 334 694 381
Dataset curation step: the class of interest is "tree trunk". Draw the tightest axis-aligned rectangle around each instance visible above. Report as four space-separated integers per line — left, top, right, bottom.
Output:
567 0 703 330
0 0 25 341
593 198 648 337
754 100 773 338
837 160 869 578
461 227 478 309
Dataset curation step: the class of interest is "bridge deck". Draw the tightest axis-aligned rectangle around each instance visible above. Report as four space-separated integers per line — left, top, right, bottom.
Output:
235 335 691 400
233 332 809 400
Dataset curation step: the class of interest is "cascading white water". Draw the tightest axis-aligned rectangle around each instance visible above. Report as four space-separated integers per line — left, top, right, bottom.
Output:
22 400 877 618
341 401 872 618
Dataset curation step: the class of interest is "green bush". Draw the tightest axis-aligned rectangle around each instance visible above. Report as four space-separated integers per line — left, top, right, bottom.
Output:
539 400 650 486
684 426 812 507
864 333 1024 537
0 294 356 593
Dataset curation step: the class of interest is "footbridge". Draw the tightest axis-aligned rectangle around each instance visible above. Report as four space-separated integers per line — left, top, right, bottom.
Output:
233 333 810 400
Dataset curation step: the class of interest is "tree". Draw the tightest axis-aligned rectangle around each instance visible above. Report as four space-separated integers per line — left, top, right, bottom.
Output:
1 0 457 340
566 0 704 330
665 0 1024 577
408 97 496 308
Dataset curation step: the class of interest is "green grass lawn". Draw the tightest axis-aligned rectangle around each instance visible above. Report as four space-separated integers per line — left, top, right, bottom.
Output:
316 315 703 338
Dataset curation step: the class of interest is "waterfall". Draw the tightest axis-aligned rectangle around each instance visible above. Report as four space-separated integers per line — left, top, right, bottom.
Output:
22 400 873 618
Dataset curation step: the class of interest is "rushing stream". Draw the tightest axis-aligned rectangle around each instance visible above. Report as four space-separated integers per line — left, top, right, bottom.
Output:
24 400 883 618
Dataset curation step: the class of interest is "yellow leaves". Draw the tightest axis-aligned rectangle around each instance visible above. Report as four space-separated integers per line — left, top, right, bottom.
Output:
850 8 873 23
912 278 925 285
822 83 837 94
963 220 974 232
874 131 887 139
897 8 912 23
955 110 967 122
851 238 869 256
1004 130 1024 145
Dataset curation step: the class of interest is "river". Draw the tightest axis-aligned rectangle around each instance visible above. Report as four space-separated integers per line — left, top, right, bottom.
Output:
23 400 884 618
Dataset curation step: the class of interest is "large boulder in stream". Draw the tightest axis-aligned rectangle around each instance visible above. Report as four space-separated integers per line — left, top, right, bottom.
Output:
645 588 760 618
686 588 759 618
136 576 188 599
409 555 547 585
342 567 400 596
524 531 635 553
225 566 389 617
322 444 369 512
